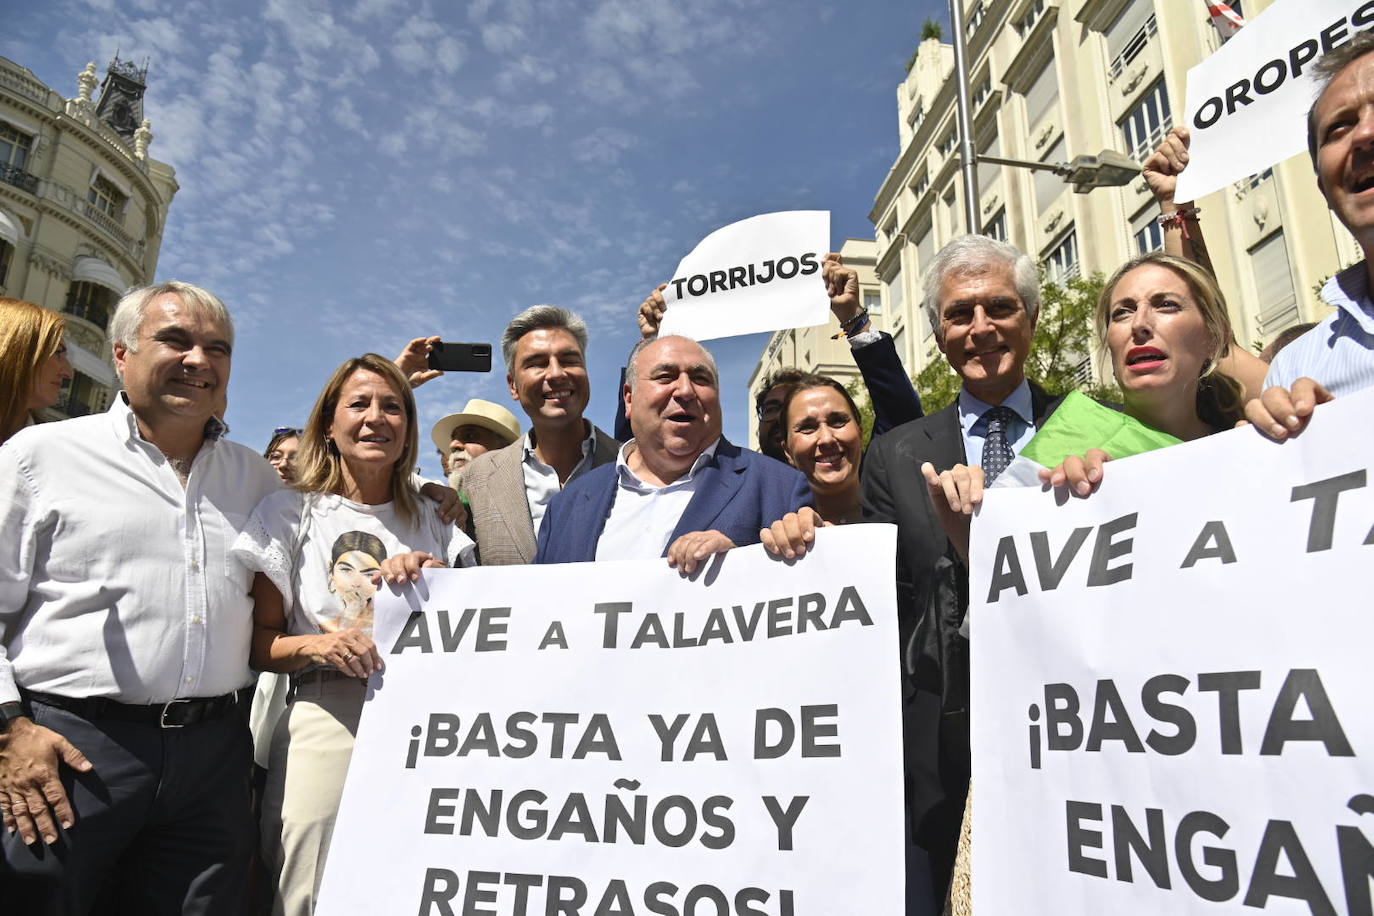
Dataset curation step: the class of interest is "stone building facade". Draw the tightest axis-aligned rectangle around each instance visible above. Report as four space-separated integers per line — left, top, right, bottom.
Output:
0 56 178 418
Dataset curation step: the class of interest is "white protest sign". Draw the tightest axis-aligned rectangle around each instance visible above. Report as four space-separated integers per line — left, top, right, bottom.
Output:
969 390 1374 914
317 524 902 916
1173 0 1373 202
656 210 830 342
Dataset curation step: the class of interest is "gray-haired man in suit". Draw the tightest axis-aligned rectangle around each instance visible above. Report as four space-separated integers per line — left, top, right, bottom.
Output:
454 306 619 565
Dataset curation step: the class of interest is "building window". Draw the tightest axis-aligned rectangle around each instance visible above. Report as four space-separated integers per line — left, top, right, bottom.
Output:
1130 205 1164 255
939 130 958 157
972 74 993 110
908 100 926 132
976 132 1001 194
1245 167 1274 190
1044 229 1080 284
64 281 117 331
1023 59 1059 128
910 169 931 199
1107 10 1158 81
87 174 126 220
985 209 1008 242
60 371 105 418
0 122 31 171
886 267 904 314
1035 137 1067 213
1251 231 1299 336
967 0 988 37
1013 0 1046 37
864 289 883 315
0 239 11 288
1120 79 1173 162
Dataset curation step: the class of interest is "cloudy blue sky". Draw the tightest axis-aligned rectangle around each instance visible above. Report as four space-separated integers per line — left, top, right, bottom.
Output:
4 0 942 477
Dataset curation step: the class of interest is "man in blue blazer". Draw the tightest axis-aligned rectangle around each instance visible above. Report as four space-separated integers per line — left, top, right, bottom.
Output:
537 335 812 570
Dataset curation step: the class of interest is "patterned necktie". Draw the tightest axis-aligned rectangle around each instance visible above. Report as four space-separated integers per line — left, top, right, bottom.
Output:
980 405 1017 485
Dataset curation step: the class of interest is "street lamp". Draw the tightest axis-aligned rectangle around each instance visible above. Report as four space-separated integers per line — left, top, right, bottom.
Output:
948 0 1141 230
975 150 1142 194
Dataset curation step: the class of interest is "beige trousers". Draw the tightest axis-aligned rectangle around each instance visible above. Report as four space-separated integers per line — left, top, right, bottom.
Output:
260 675 365 916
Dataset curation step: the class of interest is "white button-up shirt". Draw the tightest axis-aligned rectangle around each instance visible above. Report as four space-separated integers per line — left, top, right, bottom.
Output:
595 438 721 561
522 423 597 536
1267 261 1374 397
957 379 1035 465
0 396 281 704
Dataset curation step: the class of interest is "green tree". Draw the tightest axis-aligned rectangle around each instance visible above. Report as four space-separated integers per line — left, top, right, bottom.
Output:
921 18 944 41
912 271 1121 411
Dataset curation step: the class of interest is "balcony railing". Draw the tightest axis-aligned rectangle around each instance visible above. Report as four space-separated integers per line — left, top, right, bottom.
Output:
1108 15 1158 82
0 163 38 194
66 298 112 331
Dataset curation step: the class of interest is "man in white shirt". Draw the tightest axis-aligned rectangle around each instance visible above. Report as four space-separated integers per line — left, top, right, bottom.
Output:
1248 33 1374 435
454 306 619 565
0 281 280 913
535 335 812 569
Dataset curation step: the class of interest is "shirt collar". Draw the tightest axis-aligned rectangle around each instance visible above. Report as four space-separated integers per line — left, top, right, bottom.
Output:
958 378 1034 432
522 421 594 464
109 393 228 444
1322 262 1374 337
614 437 721 492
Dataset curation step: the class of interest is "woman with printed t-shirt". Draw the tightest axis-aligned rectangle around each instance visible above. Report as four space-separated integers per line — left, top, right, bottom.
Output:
234 353 475 916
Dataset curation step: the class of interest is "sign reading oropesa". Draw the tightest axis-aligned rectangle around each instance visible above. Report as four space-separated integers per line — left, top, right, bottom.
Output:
315 525 903 916
969 390 1374 914
1174 0 1374 203
655 210 831 342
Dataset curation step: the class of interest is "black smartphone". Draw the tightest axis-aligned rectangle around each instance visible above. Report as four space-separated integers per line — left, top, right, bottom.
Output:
427 341 492 373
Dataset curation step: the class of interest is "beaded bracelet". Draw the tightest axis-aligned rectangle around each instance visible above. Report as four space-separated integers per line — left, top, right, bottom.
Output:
1158 206 1201 240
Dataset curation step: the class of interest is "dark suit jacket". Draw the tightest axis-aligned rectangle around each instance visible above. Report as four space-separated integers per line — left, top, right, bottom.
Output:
535 438 813 564
853 331 924 436
861 381 1065 908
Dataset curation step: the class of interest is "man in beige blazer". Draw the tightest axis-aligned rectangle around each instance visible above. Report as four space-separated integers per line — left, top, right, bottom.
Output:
455 306 619 565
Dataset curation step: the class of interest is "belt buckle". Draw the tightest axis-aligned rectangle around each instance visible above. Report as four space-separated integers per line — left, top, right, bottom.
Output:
159 699 191 728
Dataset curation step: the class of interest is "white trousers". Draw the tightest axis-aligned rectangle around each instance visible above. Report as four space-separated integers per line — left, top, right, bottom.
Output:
260 675 365 916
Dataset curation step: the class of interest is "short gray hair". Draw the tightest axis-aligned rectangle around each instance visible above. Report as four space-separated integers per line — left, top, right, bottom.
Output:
624 334 718 394
921 234 1039 337
501 305 589 375
1306 30 1374 167
109 280 234 354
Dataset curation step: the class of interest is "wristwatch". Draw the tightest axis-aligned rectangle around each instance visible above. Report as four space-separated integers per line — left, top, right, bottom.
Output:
0 701 29 734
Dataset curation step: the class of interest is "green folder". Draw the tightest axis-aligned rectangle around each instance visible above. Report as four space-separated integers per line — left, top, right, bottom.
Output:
1019 391 1181 468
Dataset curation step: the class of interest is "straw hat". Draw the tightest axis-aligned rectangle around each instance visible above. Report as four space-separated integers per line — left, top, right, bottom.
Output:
429 398 522 452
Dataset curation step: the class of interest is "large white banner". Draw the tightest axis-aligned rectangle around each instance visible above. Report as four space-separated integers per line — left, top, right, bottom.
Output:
970 391 1374 914
1174 0 1372 202
317 525 903 916
656 210 830 342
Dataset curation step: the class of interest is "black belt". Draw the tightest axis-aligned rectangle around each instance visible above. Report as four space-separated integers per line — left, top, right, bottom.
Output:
20 688 243 729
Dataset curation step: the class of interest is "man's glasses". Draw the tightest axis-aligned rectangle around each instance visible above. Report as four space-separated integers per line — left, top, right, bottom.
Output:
756 400 784 422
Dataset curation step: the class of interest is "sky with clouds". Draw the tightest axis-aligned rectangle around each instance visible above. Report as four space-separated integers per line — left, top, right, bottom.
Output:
3 0 943 477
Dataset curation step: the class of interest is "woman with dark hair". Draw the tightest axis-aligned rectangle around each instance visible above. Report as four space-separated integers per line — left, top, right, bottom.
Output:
0 297 73 445
777 374 866 525
263 426 301 484
233 353 475 916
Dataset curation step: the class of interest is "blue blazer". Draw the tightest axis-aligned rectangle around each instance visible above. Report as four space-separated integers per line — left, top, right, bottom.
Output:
535 438 813 564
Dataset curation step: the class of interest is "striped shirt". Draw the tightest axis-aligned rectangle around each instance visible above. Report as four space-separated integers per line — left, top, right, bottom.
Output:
1266 261 1374 396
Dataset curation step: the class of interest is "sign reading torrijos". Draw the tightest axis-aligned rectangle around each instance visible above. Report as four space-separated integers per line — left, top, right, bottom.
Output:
970 391 1374 914
317 525 903 916
656 210 831 342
